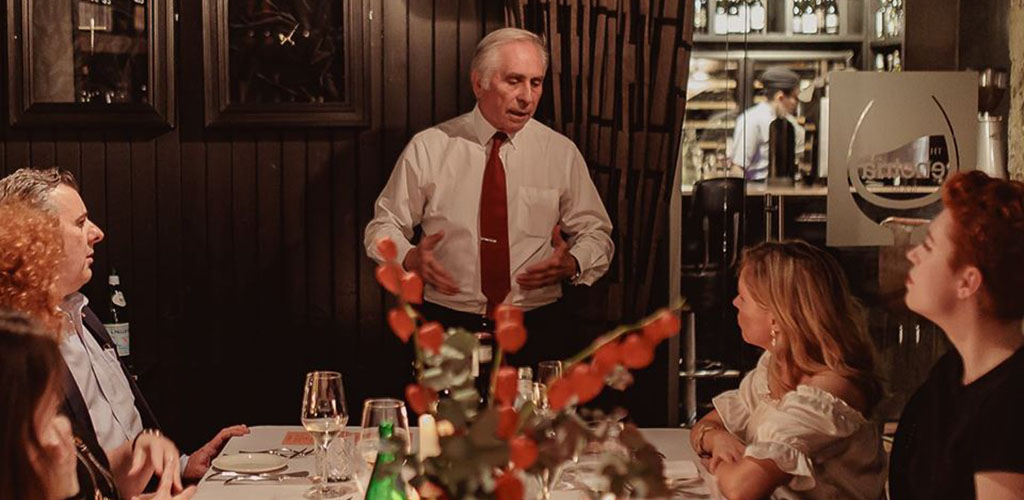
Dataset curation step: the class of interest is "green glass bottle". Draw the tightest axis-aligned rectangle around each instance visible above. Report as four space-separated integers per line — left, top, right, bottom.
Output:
364 422 408 500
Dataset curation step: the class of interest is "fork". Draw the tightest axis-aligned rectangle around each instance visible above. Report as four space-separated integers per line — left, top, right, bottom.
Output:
238 447 310 458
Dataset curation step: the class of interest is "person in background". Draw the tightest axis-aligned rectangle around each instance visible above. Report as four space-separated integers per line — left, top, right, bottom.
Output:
0 167 248 484
889 171 1024 499
0 309 195 500
363 28 614 367
0 200 65 334
730 66 806 182
690 240 885 500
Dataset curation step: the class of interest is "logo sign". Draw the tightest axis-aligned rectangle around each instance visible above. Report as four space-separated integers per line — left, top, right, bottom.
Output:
827 72 976 246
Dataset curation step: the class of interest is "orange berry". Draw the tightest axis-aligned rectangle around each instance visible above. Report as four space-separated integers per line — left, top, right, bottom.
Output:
591 341 622 376
496 406 518 440
417 322 444 354
495 471 524 500
494 304 524 328
621 334 655 369
388 307 415 342
376 237 398 261
643 309 681 342
495 367 518 406
375 263 402 294
547 377 574 411
400 272 424 304
508 436 538 469
405 384 437 415
496 323 527 354
569 364 604 404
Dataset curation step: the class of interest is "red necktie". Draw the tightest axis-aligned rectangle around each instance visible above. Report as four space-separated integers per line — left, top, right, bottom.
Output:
479 133 511 316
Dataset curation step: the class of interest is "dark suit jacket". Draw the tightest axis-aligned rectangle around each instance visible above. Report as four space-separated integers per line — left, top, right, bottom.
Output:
59 306 159 471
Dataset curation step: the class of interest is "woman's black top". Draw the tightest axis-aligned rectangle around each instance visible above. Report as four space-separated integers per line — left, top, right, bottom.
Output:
889 345 1024 499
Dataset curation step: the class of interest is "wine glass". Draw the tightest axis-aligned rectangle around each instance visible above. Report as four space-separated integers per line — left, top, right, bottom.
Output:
535 360 563 411
357 398 411 467
301 371 348 499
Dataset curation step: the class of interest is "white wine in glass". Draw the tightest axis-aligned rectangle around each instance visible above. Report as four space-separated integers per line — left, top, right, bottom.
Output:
301 371 348 499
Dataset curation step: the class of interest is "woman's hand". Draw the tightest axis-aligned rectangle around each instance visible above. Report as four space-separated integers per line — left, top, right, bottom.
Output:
707 429 746 474
132 468 196 500
119 431 184 498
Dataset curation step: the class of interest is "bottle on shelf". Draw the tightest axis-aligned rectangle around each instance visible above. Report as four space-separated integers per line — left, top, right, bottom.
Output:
694 0 709 33
792 0 804 34
364 422 409 500
824 0 839 35
814 0 825 34
104 268 132 371
727 0 744 34
749 0 766 33
714 0 729 34
891 50 902 72
801 0 819 34
875 53 886 71
875 0 887 39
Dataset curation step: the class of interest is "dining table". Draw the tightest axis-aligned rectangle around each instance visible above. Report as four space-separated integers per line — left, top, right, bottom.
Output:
193 425 720 499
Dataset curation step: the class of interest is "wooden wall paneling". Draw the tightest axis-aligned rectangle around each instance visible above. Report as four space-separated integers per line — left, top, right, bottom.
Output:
55 130 82 181
332 130 359 333
409 0 435 134
204 135 237 418
306 131 333 329
254 131 283 318
153 127 182 435
282 132 308 322
29 130 55 166
458 0 482 111
435 0 460 122
129 136 157 385
4 133 29 174
229 135 257 314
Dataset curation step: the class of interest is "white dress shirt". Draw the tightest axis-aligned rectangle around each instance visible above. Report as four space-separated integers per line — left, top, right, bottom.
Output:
59 293 144 452
730 102 806 182
364 106 614 315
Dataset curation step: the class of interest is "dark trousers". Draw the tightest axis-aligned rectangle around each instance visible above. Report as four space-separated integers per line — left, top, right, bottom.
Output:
418 301 577 371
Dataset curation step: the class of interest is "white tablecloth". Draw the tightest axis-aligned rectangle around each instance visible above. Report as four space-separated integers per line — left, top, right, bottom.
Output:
193 425 717 499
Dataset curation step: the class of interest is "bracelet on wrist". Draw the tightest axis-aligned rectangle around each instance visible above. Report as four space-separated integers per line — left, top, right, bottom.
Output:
695 424 719 458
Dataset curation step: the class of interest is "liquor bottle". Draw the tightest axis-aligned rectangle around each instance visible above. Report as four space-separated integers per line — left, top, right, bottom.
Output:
737 0 750 33
104 269 132 370
513 367 534 410
749 0 766 33
365 422 409 500
802 0 818 34
891 50 902 72
792 0 803 34
694 0 709 33
875 53 886 71
472 332 494 405
814 0 825 33
875 0 886 39
714 0 729 34
824 0 839 34
727 0 743 34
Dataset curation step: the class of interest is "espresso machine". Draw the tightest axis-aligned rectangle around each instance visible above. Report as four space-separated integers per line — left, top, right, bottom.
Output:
976 68 1008 178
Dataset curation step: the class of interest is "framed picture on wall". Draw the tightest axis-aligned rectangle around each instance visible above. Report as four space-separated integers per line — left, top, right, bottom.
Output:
202 0 369 127
6 0 175 127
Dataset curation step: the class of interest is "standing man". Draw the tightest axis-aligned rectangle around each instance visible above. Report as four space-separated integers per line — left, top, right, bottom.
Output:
364 28 614 366
730 66 806 182
0 167 248 484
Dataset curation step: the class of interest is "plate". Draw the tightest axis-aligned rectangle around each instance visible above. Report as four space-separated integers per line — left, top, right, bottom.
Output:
211 453 288 474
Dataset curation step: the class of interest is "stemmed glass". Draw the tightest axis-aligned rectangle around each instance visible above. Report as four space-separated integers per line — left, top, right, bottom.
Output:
301 371 348 499
535 360 564 412
357 398 411 467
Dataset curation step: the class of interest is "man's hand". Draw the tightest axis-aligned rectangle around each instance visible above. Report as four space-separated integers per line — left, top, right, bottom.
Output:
183 425 249 482
516 225 577 290
403 231 460 295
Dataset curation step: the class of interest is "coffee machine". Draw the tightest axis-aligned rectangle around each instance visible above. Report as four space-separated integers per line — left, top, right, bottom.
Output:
976 68 1008 178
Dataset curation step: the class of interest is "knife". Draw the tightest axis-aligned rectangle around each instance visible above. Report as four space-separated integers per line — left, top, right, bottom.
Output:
209 470 310 483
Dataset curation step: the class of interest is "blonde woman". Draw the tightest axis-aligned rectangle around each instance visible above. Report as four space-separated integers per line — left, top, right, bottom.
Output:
689 240 885 500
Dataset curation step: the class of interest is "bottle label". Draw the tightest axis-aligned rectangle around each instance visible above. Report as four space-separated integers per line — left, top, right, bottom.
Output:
106 322 130 357
826 13 839 33
803 14 818 33
714 12 729 34
750 6 766 31
112 290 127 308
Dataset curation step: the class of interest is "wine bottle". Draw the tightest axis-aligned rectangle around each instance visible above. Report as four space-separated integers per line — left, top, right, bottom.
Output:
694 0 709 33
792 0 803 34
365 422 409 500
749 0 766 33
104 268 132 370
802 0 818 34
727 0 743 34
824 0 839 34
714 0 729 34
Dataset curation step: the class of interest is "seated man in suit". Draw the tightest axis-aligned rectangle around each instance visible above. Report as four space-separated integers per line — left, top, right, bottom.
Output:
0 167 248 483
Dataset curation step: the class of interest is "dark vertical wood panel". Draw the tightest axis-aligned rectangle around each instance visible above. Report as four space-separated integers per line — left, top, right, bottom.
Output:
458 0 482 111
5 133 30 174
30 131 55 166
282 132 307 321
306 131 332 326
129 137 157 384
153 126 182 433
434 0 460 121
332 130 359 331
105 136 132 303
409 0 434 133
255 131 282 313
78 133 107 305
55 131 82 180
230 135 257 308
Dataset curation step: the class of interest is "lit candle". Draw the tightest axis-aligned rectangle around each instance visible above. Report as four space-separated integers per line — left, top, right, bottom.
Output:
418 414 441 460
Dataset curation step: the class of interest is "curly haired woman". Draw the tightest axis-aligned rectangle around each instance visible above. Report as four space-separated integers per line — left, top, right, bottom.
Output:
0 200 63 335
890 171 1024 499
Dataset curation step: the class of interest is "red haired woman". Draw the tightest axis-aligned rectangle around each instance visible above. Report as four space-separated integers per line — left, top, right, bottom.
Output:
890 171 1024 499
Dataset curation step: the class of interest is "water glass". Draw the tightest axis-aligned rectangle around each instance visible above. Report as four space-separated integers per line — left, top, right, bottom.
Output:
357 398 411 466
301 371 348 499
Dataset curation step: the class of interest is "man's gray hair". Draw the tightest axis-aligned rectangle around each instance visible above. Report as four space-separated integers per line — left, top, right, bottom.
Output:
0 167 78 212
471 28 549 89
